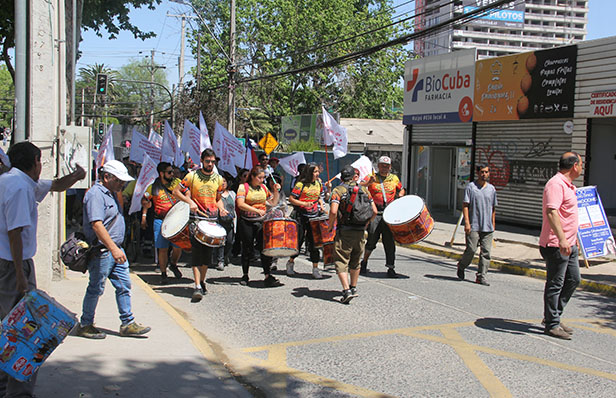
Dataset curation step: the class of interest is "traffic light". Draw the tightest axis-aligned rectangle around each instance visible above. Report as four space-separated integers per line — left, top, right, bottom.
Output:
97 122 105 144
96 73 108 95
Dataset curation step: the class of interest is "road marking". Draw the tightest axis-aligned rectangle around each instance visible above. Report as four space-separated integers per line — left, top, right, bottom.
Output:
439 327 512 397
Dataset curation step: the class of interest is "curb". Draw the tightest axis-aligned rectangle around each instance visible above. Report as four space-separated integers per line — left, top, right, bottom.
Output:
405 243 616 298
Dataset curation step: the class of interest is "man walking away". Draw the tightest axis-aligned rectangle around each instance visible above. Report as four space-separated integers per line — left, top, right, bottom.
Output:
456 164 497 286
540 152 583 340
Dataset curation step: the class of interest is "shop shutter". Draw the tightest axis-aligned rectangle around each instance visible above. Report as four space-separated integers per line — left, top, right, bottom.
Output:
411 123 472 145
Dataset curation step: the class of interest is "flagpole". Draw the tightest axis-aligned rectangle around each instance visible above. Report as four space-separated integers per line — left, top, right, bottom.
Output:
324 139 331 182
244 133 248 168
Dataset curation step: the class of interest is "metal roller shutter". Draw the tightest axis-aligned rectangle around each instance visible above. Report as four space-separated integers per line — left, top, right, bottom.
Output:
412 123 472 145
475 120 572 226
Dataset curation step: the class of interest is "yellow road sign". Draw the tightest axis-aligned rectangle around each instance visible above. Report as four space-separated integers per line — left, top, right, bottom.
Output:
258 133 278 155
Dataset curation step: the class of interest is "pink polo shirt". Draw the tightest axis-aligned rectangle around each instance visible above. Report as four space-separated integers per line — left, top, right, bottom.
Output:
539 172 578 247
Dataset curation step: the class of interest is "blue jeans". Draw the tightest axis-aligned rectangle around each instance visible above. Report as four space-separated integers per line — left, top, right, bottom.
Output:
80 249 134 327
541 245 580 331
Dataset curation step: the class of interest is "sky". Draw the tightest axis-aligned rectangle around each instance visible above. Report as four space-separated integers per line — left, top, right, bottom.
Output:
77 0 616 88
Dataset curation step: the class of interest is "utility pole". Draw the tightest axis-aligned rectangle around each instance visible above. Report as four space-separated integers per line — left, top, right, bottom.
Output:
168 13 199 94
139 50 166 131
228 0 236 136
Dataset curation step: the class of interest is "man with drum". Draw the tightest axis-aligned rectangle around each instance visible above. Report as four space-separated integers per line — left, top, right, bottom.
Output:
328 166 377 304
360 156 405 278
456 164 497 286
142 162 183 284
173 148 228 302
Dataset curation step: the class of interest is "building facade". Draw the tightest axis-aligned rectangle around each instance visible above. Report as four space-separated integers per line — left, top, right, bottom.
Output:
415 0 588 59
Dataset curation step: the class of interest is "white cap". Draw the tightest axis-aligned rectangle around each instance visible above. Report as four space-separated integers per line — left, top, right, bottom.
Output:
378 156 391 165
101 160 134 181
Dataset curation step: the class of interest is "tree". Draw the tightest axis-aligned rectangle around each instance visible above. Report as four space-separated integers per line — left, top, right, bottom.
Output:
186 0 411 135
0 64 14 128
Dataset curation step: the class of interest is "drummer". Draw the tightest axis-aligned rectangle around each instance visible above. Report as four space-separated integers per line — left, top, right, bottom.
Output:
286 163 326 278
360 156 405 278
173 148 228 302
236 166 281 287
142 162 183 284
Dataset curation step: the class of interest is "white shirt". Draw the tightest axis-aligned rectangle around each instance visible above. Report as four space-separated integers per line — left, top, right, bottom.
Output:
0 168 51 260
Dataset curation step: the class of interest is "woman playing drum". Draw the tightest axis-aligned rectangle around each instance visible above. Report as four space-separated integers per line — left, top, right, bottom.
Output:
236 166 281 287
286 163 326 278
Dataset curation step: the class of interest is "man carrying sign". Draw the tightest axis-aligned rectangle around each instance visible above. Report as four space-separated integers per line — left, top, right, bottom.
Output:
539 152 583 340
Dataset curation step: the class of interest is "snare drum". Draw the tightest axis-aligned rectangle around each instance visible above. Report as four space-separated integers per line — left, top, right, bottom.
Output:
309 215 336 248
262 218 299 257
191 221 226 247
161 202 192 251
382 196 434 244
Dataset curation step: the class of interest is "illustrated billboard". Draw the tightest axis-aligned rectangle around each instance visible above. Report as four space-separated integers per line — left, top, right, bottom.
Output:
474 45 577 121
462 0 525 29
576 186 616 258
403 49 476 125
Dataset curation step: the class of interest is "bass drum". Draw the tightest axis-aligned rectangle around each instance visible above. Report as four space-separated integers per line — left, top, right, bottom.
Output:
309 215 336 248
382 196 434 244
161 202 192 251
262 218 299 257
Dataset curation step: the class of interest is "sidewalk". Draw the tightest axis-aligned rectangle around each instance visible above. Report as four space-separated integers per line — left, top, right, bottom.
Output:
35 274 252 398
409 210 616 297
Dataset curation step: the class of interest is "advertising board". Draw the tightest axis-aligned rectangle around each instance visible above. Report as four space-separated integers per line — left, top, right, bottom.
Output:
576 186 616 258
462 0 525 29
588 88 616 118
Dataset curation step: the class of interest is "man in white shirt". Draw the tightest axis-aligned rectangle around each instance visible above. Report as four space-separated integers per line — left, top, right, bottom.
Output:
0 141 85 397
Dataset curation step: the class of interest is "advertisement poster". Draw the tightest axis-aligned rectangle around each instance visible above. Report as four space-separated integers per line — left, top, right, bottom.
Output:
457 147 471 188
462 0 525 29
280 114 326 144
474 45 577 121
403 49 476 125
588 88 616 117
576 186 616 258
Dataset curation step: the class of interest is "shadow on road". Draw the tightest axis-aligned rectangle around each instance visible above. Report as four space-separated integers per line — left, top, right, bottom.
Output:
291 287 342 303
474 318 544 336
423 274 463 282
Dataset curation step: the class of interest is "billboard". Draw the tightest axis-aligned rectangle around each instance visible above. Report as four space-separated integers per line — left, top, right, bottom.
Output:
577 186 616 258
403 49 476 125
462 0 525 29
474 45 577 121
588 88 616 118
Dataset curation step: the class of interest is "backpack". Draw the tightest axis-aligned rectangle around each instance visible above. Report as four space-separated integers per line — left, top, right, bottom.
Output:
341 184 373 226
59 232 93 274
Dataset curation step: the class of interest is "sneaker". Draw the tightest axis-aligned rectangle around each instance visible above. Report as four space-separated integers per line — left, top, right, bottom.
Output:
119 322 151 337
76 324 106 339
286 260 295 275
545 326 571 340
240 275 249 286
542 319 573 334
350 286 358 297
456 265 465 280
341 289 355 304
359 260 368 275
264 275 281 287
169 263 182 279
475 276 490 286
191 287 204 302
271 258 278 272
216 262 224 271
387 268 398 278
312 267 323 279
200 281 207 294
160 272 168 284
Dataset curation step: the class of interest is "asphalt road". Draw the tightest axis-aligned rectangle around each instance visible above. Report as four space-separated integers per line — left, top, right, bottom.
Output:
134 245 616 398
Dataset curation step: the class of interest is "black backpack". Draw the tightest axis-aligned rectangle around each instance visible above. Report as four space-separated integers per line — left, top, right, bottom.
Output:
341 184 373 226
59 232 92 273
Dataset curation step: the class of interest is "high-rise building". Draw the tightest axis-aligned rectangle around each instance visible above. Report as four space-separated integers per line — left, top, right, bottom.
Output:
414 0 588 59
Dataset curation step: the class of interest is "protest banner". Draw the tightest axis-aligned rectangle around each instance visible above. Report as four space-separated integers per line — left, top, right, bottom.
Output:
212 121 245 177
162 120 183 166
279 152 306 177
129 129 162 164
129 154 158 215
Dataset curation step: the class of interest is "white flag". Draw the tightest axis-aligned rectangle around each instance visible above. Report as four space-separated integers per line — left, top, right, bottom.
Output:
162 120 183 167
95 124 115 174
129 154 159 215
199 111 212 150
322 106 348 159
148 130 163 148
211 121 245 177
279 152 306 177
130 129 162 164
180 120 202 166
333 155 374 182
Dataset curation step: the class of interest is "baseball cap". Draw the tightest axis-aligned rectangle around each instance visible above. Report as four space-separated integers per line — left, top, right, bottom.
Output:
101 160 134 182
340 165 356 181
378 156 391 165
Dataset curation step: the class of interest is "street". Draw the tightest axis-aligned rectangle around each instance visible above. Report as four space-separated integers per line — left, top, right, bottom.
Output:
132 245 616 398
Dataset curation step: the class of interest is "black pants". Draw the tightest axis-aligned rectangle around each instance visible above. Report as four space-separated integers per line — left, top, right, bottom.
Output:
238 217 272 276
540 245 580 330
291 214 320 263
213 221 234 265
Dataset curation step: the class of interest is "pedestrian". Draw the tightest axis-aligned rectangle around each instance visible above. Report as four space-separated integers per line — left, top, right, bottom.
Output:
259 153 275 179
173 148 228 302
76 160 151 339
213 174 236 270
328 165 376 303
287 163 326 278
456 164 497 286
236 166 281 287
0 142 85 396
360 156 405 277
540 152 583 340
142 162 183 284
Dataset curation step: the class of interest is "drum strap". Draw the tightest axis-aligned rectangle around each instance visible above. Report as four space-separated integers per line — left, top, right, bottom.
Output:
377 175 388 207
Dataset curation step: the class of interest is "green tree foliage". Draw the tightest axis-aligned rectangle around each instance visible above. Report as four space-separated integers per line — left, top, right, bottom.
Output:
0 64 13 128
187 0 410 136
